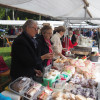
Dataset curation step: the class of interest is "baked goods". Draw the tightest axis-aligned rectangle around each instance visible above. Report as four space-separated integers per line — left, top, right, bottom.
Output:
37 87 53 100
25 87 37 98
76 95 87 100
24 83 42 98
37 91 48 100
52 79 66 89
52 92 67 100
64 83 76 93
64 65 75 74
44 69 60 79
11 77 31 93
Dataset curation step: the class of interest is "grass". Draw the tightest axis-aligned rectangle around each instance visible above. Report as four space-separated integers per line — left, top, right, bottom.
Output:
0 47 11 68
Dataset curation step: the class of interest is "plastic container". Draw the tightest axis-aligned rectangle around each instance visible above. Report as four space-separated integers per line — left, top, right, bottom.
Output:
9 77 44 100
43 75 60 87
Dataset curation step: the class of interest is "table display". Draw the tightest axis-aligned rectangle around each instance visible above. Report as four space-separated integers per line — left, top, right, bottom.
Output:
8 56 99 100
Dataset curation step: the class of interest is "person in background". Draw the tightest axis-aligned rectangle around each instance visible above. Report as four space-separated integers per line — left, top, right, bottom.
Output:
51 26 66 59
8 26 15 35
53 27 58 34
10 19 53 81
71 29 80 44
62 30 78 55
36 25 53 67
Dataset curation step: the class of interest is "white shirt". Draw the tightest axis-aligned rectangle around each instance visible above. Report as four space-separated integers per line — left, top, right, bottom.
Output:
51 32 62 59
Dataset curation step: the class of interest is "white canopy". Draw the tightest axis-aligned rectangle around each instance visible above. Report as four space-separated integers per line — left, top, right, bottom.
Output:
0 0 100 24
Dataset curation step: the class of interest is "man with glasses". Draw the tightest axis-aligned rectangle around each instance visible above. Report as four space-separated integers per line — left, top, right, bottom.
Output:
10 19 53 81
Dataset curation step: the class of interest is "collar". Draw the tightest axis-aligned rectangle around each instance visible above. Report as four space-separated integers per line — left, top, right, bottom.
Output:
24 31 35 39
56 32 62 38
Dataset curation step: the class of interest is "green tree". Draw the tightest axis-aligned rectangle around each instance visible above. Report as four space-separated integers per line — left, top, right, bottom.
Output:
0 8 5 19
25 17 28 20
7 16 11 20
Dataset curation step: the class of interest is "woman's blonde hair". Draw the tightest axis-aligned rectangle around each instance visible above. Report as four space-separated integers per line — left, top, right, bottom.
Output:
56 26 66 33
41 25 52 34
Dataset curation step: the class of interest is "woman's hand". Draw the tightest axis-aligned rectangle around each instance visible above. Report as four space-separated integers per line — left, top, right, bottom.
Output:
41 53 54 60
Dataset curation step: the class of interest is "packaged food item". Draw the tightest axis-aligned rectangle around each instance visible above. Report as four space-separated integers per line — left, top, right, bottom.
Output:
37 91 48 100
87 98 94 100
75 95 87 100
70 93 76 100
43 69 60 87
64 83 76 93
64 65 75 75
24 87 37 98
52 92 67 100
11 77 31 93
37 87 53 100
24 83 42 98
52 79 66 89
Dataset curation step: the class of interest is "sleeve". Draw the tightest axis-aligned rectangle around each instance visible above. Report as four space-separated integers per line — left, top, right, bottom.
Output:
71 34 76 44
51 36 60 54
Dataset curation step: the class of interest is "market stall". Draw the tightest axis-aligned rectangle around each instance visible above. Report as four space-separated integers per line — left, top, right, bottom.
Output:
1 55 99 100
0 0 100 100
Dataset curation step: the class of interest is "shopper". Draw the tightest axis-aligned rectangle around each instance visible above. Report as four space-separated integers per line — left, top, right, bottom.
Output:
51 26 66 59
36 25 53 67
10 19 53 81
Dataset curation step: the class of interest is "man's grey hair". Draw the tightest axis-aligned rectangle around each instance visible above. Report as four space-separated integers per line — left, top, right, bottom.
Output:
23 19 37 31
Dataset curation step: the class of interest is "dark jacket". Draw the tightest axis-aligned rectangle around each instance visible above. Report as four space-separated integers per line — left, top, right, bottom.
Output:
36 35 52 67
71 34 76 44
10 32 43 80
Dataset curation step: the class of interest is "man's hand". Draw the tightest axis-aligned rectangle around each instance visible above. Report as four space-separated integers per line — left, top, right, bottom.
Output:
34 69 43 77
41 53 54 60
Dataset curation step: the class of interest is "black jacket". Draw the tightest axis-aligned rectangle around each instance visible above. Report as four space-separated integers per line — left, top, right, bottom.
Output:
71 34 76 44
10 32 43 80
36 35 52 67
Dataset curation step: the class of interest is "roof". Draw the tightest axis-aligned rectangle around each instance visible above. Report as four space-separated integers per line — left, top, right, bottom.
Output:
0 0 100 24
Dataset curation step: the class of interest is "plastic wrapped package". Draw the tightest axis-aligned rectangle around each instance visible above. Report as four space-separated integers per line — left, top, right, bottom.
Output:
52 79 66 89
9 77 44 100
37 87 53 100
43 69 60 87
53 61 64 71
63 65 75 75
24 83 42 99
10 77 31 93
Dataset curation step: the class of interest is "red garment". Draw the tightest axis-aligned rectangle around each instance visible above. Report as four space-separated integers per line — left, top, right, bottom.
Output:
45 39 53 66
0 56 9 73
11 29 13 35
62 37 78 55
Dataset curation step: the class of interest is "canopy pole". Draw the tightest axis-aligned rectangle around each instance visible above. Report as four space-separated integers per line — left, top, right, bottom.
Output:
12 9 15 20
63 19 70 54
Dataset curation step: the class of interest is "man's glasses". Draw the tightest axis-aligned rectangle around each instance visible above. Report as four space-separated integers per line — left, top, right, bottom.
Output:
31 27 39 31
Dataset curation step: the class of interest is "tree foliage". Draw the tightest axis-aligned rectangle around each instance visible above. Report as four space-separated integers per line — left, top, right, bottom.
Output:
0 7 5 19
17 17 19 20
7 16 11 20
